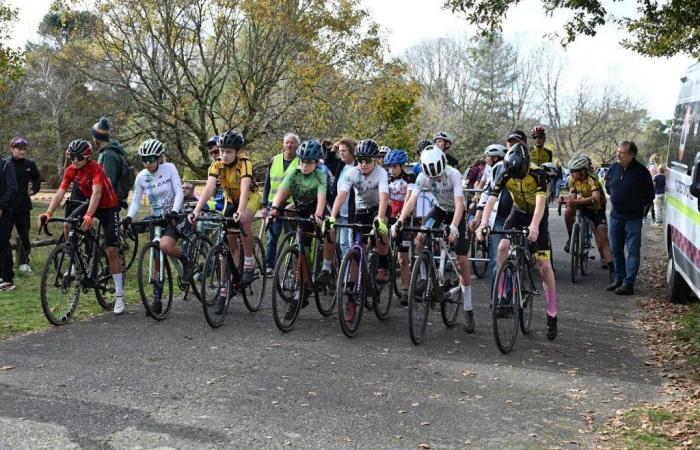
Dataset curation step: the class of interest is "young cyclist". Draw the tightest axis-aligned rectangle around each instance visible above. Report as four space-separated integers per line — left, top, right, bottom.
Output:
39 140 126 314
322 139 390 321
121 139 193 314
476 144 558 340
384 149 415 306
268 140 329 316
392 146 475 333
189 129 261 287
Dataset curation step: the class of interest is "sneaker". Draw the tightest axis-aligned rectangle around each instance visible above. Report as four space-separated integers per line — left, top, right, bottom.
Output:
414 278 427 295
181 257 195 284
63 265 78 278
376 268 389 283
546 315 558 340
400 290 408 306
265 267 274 278
151 300 162 315
615 284 634 295
0 282 16 292
606 280 623 291
344 302 357 323
114 296 125 315
18 264 32 273
463 310 475 334
240 268 256 287
315 269 331 287
564 239 570 253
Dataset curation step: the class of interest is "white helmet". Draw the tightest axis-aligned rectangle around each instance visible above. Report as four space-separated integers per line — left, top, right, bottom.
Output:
568 155 590 171
541 162 557 177
420 145 447 178
484 144 506 158
378 145 390 156
138 139 165 157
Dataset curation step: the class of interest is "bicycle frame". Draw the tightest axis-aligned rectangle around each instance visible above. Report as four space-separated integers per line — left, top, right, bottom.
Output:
272 216 324 289
490 229 534 308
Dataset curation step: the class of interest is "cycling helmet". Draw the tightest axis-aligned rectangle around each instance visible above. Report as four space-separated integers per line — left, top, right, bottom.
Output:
416 138 432 153
503 143 530 179
378 145 390 157
433 131 453 145
67 139 92 156
138 139 165 157
483 144 506 158
10 137 27 148
384 149 408 165
541 162 557 178
296 139 323 161
420 145 447 178
218 129 244 150
531 125 546 138
568 155 590 171
355 139 379 157
207 135 219 147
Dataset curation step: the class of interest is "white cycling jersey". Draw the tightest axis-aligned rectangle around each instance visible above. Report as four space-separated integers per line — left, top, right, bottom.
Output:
338 165 388 211
127 162 184 219
411 166 464 212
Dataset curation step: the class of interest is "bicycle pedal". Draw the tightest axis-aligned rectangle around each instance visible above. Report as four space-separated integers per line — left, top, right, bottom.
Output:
533 290 540 296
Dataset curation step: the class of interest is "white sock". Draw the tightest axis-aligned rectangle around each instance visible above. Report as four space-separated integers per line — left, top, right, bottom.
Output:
462 284 472 311
113 273 124 297
244 256 254 268
322 259 332 271
420 264 427 279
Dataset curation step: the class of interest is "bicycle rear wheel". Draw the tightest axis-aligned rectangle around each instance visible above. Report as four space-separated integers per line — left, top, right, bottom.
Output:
337 248 364 338
570 224 580 283
137 242 174 320
408 252 433 345
492 261 520 354
201 243 230 328
241 236 267 312
519 260 535 335
471 234 489 279
314 242 340 317
272 246 303 331
41 243 82 326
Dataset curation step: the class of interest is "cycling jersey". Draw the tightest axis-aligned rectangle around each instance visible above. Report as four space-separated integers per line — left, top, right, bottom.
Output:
127 162 184 219
490 163 547 214
411 166 464 212
569 174 606 212
530 146 553 167
59 160 118 210
279 167 327 212
388 171 416 218
208 154 256 203
338 166 388 211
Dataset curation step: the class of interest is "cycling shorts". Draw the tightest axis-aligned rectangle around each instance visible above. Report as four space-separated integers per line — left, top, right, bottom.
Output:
578 207 607 228
423 206 468 256
388 217 410 253
143 215 180 240
504 208 551 260
69 202 119 247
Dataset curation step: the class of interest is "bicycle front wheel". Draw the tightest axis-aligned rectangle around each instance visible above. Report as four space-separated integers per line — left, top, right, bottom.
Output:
570 224 580 283
492 261 520 354
137 242 174 320
519 260 535 335
580 228 590 276
408 252 433 345
122 227 139 273
41 243 82 326
201 243 230 328
187 234 213 303
315 242 340 317
271 246 303 332
440 261 461 328
471 234 489 279
93 244 116 310
241 236 267 312
337 248 364 338
371 244 394 322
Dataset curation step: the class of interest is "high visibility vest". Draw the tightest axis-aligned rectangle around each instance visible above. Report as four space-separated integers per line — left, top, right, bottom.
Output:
268 153 299 203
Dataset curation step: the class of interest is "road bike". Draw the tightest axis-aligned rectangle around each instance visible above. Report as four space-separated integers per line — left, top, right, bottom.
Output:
570 207 594 283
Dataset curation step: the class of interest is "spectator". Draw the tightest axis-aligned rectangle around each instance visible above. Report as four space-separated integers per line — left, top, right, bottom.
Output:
207 135 220 161
92 116 129 208
462 159 485 189
605 141 655 295
330 137 357 258
261 133 300 276
653 165 666 225
506 130 527 149
554 160 564 198
0 156 17 290
643 153 660 223
182 182 199 203
7 137 41 273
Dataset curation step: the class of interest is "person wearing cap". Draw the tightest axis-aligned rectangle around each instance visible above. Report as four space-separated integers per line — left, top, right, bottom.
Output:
433 131 460 170
7 137 41 273
0 152 17 291
91 116 129 208
207 135 220 161
506 130 528 149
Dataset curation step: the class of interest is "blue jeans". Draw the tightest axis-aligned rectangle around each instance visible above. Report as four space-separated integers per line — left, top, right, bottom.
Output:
489 216 506 293
608 215 643 287
265 218 291 270
338 216 352 259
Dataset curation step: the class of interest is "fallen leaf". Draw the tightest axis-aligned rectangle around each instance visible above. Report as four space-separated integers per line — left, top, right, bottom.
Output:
418 443 432 449
420 421 430 426
0 365 15 371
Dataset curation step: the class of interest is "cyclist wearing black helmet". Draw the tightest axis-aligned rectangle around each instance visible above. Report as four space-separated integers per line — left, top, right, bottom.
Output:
189 129 261 287
476 143 559 340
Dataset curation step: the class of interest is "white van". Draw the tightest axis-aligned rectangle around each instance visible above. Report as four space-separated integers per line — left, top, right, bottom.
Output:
666 62 700 303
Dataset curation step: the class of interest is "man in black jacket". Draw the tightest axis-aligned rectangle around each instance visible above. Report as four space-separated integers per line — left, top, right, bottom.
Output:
8 138 41 272
0 155 18 290
605 141 655 295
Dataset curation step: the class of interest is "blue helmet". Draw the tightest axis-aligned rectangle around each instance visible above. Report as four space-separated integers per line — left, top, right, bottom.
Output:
384 149 408 165
355 139 379 157
207 135 219 147
296 139 323 161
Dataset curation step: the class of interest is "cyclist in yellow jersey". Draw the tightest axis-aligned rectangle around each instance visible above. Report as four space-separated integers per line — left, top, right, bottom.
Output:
477 143 559 340
189 129 261 286
530 125 553 167
563 155 614 278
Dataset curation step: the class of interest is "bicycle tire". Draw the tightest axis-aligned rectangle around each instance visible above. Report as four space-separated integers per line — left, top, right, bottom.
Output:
337 248 364 338
271 246 303 331
373 240 394 321
440 258 461 328
580 228 590 276
186 234 213 302
92 243 116 310
492 261 520 354
471 233 489 279
276 231 294 264
122 227 139 273
408 252 432 345
391 239 401 297
570 224 580 283
315 242 340 317
241 236 267 312
40 243 82 326
518 260 534 335
137 241 174 320
201 243 230 328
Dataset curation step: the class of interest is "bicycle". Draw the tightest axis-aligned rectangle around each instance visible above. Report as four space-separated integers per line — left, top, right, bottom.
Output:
270 215 340 331
569 207 594 283
134 215 212 320
399 224 462 345
38 216 117 325
464 188 489 279
198 215 267 328
487 228 538 354
334 220 394 337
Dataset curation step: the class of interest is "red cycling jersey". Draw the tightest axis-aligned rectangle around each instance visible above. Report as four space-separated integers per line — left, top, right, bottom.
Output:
59 160 118 209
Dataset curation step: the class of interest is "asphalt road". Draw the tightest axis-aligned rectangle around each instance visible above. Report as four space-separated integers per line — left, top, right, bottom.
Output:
0 206 663 449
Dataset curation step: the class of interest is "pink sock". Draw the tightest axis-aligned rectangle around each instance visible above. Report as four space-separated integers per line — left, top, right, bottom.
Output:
544 288 557 317
498 275 506 298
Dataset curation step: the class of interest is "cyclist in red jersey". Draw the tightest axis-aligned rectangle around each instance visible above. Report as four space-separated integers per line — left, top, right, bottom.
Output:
39 140 126 314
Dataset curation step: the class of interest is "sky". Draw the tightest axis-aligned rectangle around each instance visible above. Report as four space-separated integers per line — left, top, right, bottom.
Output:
5 0 696 120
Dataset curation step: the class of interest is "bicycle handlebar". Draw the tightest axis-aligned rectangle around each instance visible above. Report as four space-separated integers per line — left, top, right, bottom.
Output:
486 228 529 236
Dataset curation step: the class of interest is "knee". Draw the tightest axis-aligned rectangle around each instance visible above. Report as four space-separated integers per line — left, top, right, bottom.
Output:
497 241 509 254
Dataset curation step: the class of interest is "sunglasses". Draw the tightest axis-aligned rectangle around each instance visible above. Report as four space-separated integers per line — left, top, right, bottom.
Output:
141 155 158 163
69 153 86 162
357 156 374 164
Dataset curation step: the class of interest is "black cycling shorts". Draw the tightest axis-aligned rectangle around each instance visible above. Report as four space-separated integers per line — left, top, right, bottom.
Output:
143 215 180 240
223 203 241 230
64 186 87 217
504 208 551 260
388 217 410 253
69 202 119 247
578 207 607 228
423 206 469 256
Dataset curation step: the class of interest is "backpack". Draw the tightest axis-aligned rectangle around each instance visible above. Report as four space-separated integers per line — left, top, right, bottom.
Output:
116 152 136 201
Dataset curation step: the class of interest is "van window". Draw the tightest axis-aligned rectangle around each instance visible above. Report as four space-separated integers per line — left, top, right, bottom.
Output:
668 63 700 173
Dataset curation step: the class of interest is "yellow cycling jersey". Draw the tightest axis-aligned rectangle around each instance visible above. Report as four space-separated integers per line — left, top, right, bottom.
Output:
530 146 553 167
569 173 606 211
208 154 256 203
491 163 548 214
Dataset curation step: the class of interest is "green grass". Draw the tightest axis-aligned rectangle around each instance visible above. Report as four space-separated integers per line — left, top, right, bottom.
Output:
676 303 700 375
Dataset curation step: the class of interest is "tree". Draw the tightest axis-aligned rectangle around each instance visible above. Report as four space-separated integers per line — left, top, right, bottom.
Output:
443 0 700 58
0 1 24 94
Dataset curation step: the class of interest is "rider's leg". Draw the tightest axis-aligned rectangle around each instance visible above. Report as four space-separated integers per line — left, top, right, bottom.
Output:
564 202 575 236
160 235 181 258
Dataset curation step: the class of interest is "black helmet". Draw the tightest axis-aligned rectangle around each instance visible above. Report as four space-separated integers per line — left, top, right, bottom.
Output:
355 139 379 157
296 140 324 160
504 143 530 179
218 130 244 150
416 138 432 153
68 139 92 156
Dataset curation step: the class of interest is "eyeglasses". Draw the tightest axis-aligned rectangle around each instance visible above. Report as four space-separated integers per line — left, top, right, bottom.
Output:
69 153 85 162
357 156 374 164
141 155 158 163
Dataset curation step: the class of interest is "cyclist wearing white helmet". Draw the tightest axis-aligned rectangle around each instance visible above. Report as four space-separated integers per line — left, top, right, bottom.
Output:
433 131 460 170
